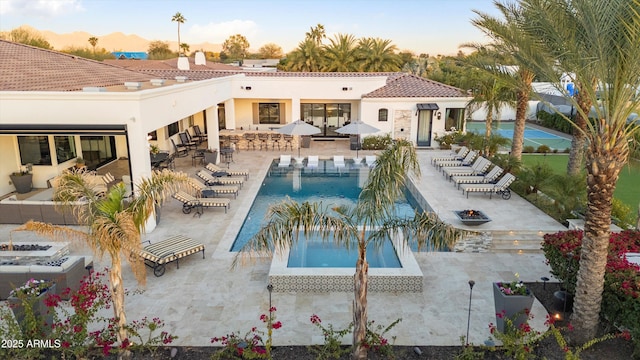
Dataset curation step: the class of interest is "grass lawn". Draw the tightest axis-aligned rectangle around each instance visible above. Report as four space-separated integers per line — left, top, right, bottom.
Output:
521 154 640 210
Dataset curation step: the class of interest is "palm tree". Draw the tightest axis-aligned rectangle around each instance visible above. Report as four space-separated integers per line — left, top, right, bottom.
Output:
356 37 402 72
305 23 326 45
88 36 98 55
235 140 463 360
466 74 516 155
515 0 640 342
15 169 188 358
171 12 186 55
322 33 358 72
179 43 190 56
285 38 324 72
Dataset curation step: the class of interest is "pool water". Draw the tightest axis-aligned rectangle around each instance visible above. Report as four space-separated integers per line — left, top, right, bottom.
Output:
230 160 420 258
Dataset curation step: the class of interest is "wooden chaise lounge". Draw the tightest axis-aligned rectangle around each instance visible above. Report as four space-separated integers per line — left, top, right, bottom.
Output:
134 235 205 277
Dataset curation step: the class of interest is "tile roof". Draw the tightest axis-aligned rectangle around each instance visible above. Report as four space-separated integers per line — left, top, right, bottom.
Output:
103 58 240 71
0 40 154 91
363 73 467 98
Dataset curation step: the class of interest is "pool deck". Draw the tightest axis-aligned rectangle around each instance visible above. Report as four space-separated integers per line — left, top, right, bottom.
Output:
0 140 566 347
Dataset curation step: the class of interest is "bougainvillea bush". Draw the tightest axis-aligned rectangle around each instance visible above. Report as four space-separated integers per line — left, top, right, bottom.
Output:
542 230 640 355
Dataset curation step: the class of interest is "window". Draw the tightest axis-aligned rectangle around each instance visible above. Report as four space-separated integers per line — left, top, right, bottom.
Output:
147 131 157 140
378 108 388 122
167 122 180 137
18 136 51 165
259 103 280 124
54 136 77 164
444 108 465 131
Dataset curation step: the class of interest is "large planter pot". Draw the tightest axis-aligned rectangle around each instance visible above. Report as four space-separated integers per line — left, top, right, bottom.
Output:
493 282 534 333
9 174 33 194
8 284 56 335
204 150 218 165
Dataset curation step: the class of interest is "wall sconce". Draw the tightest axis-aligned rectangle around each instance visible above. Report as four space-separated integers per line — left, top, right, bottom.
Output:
241 86 252 90
342 87 352 91
436 111 442 120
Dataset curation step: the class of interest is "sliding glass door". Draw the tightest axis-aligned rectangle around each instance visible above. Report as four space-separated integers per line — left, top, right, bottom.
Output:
80 136 116 170
300 103 351 137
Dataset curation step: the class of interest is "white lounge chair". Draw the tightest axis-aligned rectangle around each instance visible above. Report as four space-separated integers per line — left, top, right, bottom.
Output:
365 155 377 168
452 166 504 189
205 162 249 179
278 155 292 167
442 157 491 179
460 173 516 199
172 190 230 215
431 146 469 165
196 170 244 188
307 155 319 169
333 155 345 169
435 151 477 170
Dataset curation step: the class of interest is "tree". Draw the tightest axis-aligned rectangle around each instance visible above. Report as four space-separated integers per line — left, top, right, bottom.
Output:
305 23 326 45
258 43 283 59
171 12 186 55
235 140 463 360
179 43 190 56
323 33 358 72
222 34 250 62
147 40 174 60
356 37 402 72
88 36 98 55
516 0 640 343
15 169 188 359
283 38 324 71
5 26 52 49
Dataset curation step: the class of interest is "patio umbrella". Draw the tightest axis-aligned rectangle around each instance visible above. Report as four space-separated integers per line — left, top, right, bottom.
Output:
335 120 380 159
276 120 321 158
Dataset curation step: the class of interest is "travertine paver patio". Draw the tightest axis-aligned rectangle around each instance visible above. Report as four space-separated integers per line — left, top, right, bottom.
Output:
0 140 559 346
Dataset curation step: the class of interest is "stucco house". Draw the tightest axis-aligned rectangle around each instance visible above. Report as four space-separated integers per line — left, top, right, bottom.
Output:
0 40 470 202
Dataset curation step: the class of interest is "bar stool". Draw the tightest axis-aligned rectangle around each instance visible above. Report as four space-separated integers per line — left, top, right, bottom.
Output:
270 133 282 150
283 134 294 151
243 133 256 150
229 135 240 152
257 133 270 150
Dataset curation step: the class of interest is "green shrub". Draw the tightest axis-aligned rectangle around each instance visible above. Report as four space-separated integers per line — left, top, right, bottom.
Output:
362 134 392 150
536 145 551 153
523 146 535 153
611 198 634 229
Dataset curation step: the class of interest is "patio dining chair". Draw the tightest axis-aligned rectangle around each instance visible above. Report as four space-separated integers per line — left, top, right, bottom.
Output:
171 139 189 158
178 132 197 151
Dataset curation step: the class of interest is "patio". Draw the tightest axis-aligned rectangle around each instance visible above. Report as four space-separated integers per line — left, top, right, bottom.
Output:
0 139 559 346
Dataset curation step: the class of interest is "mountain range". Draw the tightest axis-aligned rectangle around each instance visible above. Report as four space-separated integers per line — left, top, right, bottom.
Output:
16 25 222 53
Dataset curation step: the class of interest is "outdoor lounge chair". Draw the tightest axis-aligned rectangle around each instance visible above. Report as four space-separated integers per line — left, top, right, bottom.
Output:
186 178 239 199
460 173 516 199
365 155 377 168
333 155 345 169
434 150 477 170
133 235 205 277
442 157 491 179
206 162 249 179
196 170 244 188
278 154 292 167
430 146 469 165
307 155 319 169
172 190 230 215
451 166 504 189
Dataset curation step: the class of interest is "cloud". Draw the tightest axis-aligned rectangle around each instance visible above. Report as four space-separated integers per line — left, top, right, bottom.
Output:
188 19 259 44
0 0 84 17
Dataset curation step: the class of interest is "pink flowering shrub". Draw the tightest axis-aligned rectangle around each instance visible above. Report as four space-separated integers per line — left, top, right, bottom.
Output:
211 307 281 359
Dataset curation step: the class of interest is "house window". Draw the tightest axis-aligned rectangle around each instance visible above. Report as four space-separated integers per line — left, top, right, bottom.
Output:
147 131 157 140
378 108 388 122
444 108 465 131
18 136 51 165
259 103 280 124
54 136 77 164
167 122 180 137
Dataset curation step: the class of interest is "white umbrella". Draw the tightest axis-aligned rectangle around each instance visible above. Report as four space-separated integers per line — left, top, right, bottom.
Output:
276 120 321 158
335 120 380 159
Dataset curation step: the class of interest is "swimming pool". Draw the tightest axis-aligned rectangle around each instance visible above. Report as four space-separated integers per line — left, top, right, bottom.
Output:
230 159 419 252
466 121 572 150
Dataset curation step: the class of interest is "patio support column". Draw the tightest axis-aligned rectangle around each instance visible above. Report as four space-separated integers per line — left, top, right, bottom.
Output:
205 106 220 152
291 97 300 122
224 99 236 130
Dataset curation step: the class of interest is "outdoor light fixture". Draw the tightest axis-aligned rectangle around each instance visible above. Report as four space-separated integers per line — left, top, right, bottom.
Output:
436 111 442 120
466 280 475 345
342 87 352 91
267 284 273 309
541 276 550 290
242 86 252 90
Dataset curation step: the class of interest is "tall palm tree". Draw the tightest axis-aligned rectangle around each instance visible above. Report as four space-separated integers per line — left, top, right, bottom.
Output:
171 12 186 55
469 1 548 160
356 37 402 72
322 33 358 72
305 23 326 45
15 169 188 358
88 36 98 55
516 0 640 342
179 43 190 56
235 140 463 360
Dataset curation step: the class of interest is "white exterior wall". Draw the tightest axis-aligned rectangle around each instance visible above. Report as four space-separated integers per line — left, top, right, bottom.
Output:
469 101 538 122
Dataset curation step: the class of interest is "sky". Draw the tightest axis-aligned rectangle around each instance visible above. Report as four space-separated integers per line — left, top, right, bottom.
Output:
0 0 502 55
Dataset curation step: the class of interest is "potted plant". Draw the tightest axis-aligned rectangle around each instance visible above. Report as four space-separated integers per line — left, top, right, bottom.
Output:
493 273 534 333
9 163 33 194
149 144 160 155
7 278 56 335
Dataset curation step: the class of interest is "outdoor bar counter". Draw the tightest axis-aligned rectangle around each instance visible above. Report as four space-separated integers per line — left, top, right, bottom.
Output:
219 129 300 151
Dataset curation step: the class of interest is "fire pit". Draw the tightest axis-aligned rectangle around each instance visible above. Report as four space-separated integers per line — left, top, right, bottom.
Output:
453 210 491 226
